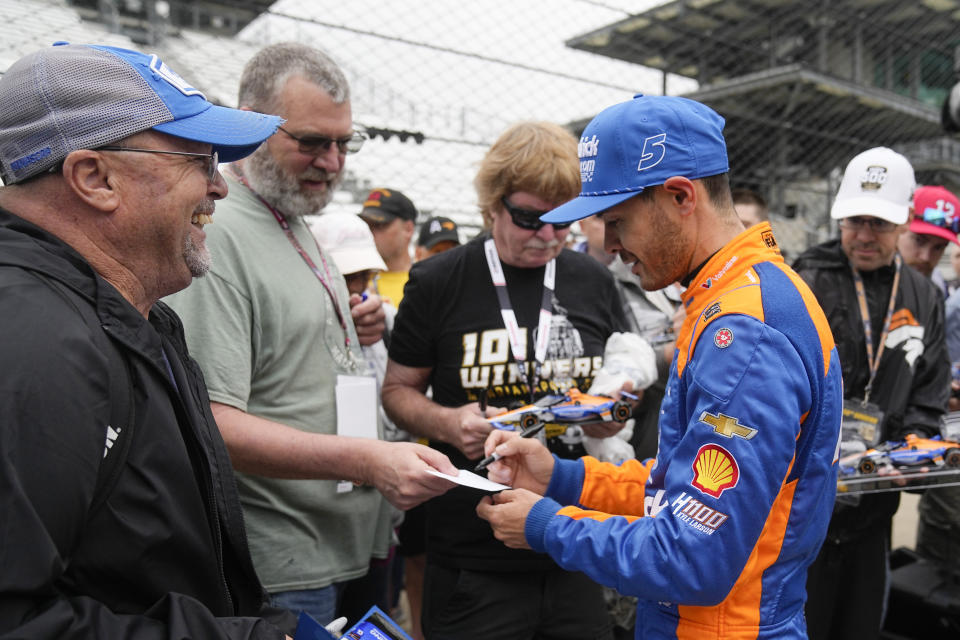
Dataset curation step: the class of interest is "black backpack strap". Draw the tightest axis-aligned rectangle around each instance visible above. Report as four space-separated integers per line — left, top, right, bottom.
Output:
43 277 135 516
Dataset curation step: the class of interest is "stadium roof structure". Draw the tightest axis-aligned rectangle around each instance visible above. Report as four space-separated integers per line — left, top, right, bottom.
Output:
565 0 960 191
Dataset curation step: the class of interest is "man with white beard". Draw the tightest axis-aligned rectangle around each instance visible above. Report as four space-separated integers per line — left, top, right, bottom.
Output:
165 42 456 627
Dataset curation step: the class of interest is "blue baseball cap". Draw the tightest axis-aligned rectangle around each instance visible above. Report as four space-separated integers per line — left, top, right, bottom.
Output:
0 42 284 184
541 94 729 224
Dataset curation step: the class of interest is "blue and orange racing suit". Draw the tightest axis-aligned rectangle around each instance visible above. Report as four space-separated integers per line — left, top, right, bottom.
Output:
524 223 843 639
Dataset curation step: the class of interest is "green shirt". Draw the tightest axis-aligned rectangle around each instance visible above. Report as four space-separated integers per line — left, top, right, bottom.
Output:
166 173 390 592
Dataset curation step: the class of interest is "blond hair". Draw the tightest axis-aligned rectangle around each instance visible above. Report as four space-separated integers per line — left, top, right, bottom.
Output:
474 122 580 227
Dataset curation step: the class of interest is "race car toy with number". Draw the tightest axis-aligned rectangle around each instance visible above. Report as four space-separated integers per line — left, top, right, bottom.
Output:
839 433 960 476
488 388 633 432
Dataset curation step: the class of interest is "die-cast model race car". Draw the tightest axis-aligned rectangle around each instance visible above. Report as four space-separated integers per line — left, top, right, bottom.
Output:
839 433 960 476
488 388 633 433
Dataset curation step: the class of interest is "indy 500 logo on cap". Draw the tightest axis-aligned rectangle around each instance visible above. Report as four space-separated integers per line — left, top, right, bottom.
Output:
149 55 206 99
859 165 887 191
578 135 599 183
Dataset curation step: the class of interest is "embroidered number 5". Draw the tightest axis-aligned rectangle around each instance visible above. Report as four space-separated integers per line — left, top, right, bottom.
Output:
637 133 667 172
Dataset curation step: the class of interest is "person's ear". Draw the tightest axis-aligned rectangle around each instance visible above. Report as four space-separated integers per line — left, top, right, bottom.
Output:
61 150 122 213
661 176 696 216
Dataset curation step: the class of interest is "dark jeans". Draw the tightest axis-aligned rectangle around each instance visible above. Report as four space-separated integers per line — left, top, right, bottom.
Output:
271 584 339 627
422 564 613 640
271 557 392 628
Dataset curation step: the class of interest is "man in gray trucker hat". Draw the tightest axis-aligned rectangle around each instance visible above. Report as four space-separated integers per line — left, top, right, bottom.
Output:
0 42 301 639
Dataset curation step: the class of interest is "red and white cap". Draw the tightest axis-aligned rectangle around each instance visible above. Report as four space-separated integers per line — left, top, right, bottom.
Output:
910 185 960 246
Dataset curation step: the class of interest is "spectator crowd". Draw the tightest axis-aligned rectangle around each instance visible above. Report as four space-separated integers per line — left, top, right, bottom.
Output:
1 37 959 640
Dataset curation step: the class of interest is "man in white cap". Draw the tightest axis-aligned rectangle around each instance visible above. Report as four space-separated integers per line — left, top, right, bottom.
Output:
474 95 842 640
0 42 298 638
793 147 950 640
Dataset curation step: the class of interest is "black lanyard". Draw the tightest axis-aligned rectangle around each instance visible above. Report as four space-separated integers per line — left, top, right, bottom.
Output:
851 254 901 406
483 238 555 403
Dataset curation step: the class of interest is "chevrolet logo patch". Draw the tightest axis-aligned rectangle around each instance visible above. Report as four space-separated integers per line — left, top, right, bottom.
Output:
699 411 757 440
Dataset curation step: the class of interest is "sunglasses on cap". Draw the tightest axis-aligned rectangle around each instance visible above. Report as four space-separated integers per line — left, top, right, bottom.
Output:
917 205 960 233
500 196 572 231
279 127 366 155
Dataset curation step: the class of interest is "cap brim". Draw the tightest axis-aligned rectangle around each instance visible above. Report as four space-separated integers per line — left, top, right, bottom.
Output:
152 104 284 163
541 190 642 224
423 232 460 248
329 247 387 274
830 195 908 224
359 209 396 224
910 220 960 246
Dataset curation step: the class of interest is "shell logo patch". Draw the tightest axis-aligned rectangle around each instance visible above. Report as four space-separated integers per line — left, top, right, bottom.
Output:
714 327 734 348
691 443 739 498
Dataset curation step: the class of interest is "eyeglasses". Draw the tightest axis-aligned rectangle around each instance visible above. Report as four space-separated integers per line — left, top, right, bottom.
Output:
98 146 219 182
837 216 898 234
278 127 366 155
500 196 571 231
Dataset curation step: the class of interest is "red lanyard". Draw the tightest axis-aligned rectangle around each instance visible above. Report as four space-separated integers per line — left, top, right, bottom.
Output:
233 172 352 349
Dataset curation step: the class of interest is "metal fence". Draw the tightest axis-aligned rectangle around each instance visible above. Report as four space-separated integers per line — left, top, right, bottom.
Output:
3 0 960 261
248 0 960 261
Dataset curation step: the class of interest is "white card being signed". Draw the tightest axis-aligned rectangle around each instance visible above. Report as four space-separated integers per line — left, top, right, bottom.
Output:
425 468 511 492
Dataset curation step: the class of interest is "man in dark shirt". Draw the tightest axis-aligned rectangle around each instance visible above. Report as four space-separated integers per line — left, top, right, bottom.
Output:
0 42 295 639
382 121 632 639
794 147 950 640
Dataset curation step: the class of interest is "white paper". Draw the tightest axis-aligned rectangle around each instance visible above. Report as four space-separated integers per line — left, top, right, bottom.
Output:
425 468 511 492
335 375 378 440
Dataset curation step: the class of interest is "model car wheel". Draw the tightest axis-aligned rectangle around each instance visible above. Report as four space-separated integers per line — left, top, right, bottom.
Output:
945 448 960 468
858 458 877 475
521 413 540 430
612 401 631 422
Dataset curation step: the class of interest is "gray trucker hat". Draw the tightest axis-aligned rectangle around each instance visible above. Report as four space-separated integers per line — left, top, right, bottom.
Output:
0 42 283 184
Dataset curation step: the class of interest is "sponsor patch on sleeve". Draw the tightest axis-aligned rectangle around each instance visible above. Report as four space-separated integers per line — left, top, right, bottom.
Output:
671 491 729 535
691 443 739 498
699 411 758 440
713 327 734 348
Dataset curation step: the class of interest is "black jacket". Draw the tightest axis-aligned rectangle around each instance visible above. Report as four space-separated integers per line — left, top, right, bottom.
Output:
0 208 295 639
793 239 950 542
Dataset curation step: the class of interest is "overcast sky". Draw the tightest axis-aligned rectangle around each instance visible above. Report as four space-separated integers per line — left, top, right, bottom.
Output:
239 0 692 223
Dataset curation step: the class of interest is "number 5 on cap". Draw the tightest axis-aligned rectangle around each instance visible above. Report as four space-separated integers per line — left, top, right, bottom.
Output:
637 133 667 172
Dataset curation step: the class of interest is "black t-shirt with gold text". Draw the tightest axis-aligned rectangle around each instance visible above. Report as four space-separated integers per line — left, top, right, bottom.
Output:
390 235 626 570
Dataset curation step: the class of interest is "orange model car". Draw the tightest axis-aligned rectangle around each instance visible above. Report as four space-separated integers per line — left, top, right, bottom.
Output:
839 433 960 476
